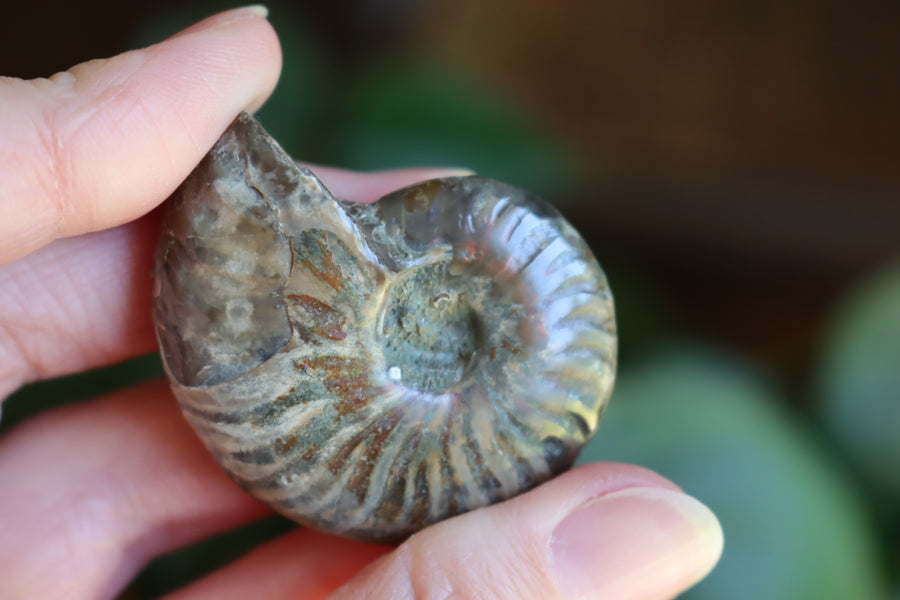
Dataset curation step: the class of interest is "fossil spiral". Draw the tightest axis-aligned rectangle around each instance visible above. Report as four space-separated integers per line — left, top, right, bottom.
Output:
152 113 616 544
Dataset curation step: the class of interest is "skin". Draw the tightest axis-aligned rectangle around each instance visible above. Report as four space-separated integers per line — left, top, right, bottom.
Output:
0 7 724 599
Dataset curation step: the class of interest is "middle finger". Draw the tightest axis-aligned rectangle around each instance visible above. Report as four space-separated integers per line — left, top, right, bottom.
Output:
0 379 268 600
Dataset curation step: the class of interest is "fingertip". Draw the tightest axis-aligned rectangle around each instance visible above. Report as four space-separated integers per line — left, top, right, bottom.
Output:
0 7 283 264
551 487 723 600
70 10 284 228
140 6 282 129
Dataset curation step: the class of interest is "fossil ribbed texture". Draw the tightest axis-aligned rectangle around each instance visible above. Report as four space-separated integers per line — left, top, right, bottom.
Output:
153 113 617 544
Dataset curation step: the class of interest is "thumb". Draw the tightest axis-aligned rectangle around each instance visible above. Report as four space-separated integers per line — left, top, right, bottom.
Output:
331 463 723 600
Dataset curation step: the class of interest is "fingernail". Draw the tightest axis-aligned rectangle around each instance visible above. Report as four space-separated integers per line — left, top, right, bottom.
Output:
169 5 269 40
438 167 476 176
200 5 269 27
230 5 269 19
551 487 723 599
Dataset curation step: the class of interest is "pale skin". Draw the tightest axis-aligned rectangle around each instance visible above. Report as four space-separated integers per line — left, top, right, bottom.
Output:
0 7 724 599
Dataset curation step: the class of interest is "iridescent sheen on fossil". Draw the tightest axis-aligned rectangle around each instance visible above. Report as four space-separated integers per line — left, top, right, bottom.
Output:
152 113 617 544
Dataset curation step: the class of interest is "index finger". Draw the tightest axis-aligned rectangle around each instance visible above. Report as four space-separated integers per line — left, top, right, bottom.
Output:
0 6 280 266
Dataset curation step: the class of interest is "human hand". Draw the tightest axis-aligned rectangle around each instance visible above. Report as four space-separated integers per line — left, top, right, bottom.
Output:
0 7 723 599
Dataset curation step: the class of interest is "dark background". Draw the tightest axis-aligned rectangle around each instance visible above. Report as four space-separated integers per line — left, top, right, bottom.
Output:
2 1 898 598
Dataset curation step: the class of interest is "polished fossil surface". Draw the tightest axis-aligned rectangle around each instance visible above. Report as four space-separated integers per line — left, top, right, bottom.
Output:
153 113 616 544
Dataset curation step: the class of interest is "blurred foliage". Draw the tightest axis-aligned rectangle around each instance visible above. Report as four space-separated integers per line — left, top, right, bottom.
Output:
318 63 577 196
578 349 888 599
817 261 900 508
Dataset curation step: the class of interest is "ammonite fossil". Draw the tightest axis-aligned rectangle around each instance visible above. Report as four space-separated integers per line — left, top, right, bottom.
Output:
152 113 616 544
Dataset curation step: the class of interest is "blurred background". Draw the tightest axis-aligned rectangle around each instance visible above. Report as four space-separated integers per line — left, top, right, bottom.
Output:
1 1 898 598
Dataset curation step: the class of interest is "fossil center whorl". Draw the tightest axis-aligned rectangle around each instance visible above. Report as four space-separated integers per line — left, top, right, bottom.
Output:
377 261 485 392
152 112 617 545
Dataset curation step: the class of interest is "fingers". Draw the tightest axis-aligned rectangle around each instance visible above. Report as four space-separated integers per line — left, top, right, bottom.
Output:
0 216 160 399
0 167 470 399
331 463 723 600
303 164 474 203
165 529 390 600
160 463 721 600
0 379 268 600
0 6 280 265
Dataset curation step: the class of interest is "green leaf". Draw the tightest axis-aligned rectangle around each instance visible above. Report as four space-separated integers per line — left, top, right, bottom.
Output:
579 347 886 600
817 259 900 505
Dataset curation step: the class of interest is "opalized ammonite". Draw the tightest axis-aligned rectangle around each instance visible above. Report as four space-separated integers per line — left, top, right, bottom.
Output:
152 113 617 544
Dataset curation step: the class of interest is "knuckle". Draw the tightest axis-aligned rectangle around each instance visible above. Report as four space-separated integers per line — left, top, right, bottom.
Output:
0 74 77 245
390 542 454 600
29 64 115 237
33 108 77 235
384 514 559 600
0 318 29 396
